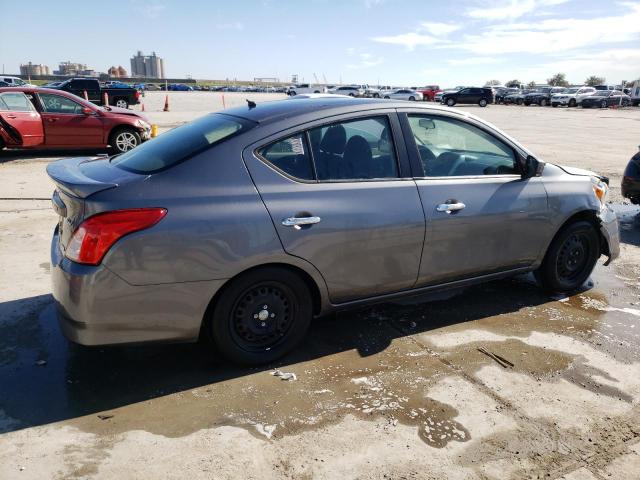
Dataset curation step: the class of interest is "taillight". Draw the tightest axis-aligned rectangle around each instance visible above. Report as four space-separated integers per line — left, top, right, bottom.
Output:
66 208 167 265
135 90 141 100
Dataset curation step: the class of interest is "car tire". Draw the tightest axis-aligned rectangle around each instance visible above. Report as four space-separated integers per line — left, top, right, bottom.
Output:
114 98 129 109
373 93 380 98
622 100 629 107
569 98 576 107
109 127 141 154
536 220 600 293
289 91 296 96
409 96 415 101
552 103 558 107
539 99 547 107
349 93 355 97
479 99 488 107
446 98 455 107
601 100 607 108
208 267 313 365
384 96 390 99
517 98 523 105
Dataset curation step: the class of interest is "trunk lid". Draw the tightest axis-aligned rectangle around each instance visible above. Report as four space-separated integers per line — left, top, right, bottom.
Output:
47 156 142 251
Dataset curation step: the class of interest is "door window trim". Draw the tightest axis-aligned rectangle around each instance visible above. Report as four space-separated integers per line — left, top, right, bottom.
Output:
398 110 526 180
252 111 412 183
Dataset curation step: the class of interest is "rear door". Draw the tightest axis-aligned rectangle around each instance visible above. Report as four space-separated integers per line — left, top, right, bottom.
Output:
400 111 549 286
0 91 44 147
243 111 426 304
36 92 104 147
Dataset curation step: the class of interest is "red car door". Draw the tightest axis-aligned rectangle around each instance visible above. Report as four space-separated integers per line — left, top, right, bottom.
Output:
37 92 104 147
0 91 44 147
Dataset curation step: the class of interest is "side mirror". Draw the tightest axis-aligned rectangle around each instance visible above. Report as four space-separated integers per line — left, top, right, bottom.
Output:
522 155 545 179
418 118 435 129
82 107 94 115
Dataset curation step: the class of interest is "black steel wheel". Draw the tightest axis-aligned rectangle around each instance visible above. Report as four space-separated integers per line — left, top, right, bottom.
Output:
536 221 599 293
209 267 312 364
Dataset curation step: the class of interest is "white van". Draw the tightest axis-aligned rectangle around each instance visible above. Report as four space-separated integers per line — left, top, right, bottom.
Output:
0 76 36 87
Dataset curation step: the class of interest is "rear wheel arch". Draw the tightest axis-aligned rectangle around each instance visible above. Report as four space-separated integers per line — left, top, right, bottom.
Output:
199 262 324 341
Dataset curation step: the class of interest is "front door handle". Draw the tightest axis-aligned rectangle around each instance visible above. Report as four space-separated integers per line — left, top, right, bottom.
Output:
282 216 321 227
436 202 466 213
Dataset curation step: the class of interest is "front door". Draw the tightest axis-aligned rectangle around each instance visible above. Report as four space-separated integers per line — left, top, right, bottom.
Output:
401 112 550 286
0 91 44 147
244 113 426 304
37 92 104 147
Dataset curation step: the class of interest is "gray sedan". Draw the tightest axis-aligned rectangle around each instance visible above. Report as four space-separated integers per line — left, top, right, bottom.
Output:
48 98 619 364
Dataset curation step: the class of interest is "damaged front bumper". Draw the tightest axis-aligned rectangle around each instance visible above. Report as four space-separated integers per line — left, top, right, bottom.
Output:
599 204 620 265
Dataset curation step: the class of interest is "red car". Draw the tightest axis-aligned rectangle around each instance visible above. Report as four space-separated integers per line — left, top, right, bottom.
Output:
0 87 151 154
417 85 441 101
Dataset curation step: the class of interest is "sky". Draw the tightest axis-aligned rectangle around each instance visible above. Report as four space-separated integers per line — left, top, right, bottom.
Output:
1 0 639 87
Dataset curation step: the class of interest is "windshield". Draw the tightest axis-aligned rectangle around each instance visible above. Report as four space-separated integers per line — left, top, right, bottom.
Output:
565 88 580 94
111 114 255 174
593 91 609 96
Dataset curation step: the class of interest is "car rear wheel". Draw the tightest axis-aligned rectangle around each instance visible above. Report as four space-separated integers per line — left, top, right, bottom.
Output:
539 98 547 107
601 100 607 108
517 98 523 105
384 96 390 99
479 99 488 107
208 267 312 365
536 221 599 293
446 98 455 107
109 128 141 154
409 96 415 101
114 98 129 109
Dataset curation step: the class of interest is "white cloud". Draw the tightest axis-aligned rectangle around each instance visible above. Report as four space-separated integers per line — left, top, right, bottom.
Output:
420 22 462 36
372 32 444 50
134 2 166 18
216 22 244 30
347 53 384 69
447 57 504 66
466 0 569 20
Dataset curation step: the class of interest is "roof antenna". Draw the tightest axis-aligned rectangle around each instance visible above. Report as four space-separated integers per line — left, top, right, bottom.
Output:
246 99 256 109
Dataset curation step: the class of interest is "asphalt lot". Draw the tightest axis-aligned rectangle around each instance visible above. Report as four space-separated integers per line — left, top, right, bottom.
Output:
1 92 639 479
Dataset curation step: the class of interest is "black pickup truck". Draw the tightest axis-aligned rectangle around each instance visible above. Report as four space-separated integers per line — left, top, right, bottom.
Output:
50 78 141 109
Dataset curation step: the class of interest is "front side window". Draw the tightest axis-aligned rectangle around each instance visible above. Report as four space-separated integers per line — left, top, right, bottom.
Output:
0 92 35 112
407 115 518 177
257 133 315 181
112 113 254 174
309 116 399 181
38 93 84 114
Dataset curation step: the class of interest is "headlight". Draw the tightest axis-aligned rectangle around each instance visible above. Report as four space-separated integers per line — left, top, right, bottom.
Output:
591 176 608 206
135 119 150 129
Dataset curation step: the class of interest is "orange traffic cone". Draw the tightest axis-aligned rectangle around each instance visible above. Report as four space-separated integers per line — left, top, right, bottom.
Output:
103 92 109 106
83 90 88 101
163 95 169 112
141 103 145 112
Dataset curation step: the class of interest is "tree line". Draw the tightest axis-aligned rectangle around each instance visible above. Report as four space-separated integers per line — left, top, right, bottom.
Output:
485 74 607 88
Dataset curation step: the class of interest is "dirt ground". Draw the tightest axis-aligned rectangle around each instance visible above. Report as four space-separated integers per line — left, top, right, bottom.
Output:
1 93 639 479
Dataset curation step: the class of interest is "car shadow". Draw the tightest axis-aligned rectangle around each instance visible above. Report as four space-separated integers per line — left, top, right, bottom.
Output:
0 276 554 434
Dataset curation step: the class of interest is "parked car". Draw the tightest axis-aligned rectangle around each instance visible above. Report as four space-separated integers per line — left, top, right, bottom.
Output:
551 86 596 107
329 86 365 97
0 87 151 154
593 85 615 91
494 87 519 104
287 93 352 99
50 78 141 109
417 85 441 101
503 89 534 105
621 146 640 204
42 81 63 88
629 79 640 106
0 81 9 87
382 89 423 101
169 83 194 91
46 98 618 365
523 87 566 106
1 76 36 87
441 87 493 107
287 84 322 96
581 90 631 108
104 81 132 89
434 86 467 103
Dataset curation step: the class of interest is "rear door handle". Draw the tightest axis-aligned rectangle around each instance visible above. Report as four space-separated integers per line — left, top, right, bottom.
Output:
436 202 466 213
6 114 17 119
47 118 58 123
282 216 321 227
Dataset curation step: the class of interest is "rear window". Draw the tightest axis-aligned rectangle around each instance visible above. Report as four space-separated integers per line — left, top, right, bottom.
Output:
111 114 255 174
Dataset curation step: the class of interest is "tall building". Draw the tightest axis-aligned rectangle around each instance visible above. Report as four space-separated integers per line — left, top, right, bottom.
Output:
20 62 51 76
130 51 165 79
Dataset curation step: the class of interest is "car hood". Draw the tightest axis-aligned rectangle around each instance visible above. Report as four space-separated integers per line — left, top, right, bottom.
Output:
553 164 609 183
104 107 149 123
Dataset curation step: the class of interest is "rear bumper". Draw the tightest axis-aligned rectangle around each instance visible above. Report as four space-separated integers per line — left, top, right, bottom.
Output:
598 205 620 265
50 226 226 346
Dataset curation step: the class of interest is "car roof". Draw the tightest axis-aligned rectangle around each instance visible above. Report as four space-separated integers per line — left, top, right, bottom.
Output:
221 97 465 125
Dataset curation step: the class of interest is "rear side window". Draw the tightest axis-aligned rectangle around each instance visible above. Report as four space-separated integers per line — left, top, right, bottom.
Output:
0 92 35 112
112 114 254 174
258 133 315 181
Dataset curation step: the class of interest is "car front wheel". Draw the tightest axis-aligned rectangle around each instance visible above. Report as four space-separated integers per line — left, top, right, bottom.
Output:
536 220 599 293
601 100 607 108
110 128 141 154
115 98 129 109
208 267 312 365
479 99 487 107
569 99 576 107
446 98 455 107
408 96 415 101
539 99 547 107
